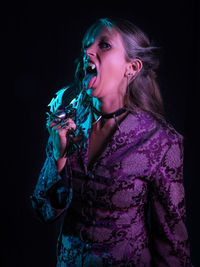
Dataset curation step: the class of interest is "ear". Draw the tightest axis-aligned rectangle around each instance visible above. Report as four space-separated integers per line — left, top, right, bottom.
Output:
125 58 143 78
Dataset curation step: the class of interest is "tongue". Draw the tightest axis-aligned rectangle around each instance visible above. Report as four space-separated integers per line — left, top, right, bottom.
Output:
82 74 97 90
88 75 97 89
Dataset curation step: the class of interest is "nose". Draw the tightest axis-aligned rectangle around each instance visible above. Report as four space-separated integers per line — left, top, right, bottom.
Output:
86 43 96 58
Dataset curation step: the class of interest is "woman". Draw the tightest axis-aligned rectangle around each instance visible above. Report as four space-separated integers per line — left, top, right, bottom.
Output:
31 18 192 266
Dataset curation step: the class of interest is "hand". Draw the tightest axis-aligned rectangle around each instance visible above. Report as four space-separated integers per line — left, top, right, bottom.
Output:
46 118 76 161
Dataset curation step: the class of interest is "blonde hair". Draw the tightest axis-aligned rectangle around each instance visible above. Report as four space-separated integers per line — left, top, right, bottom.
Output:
75 18 164 118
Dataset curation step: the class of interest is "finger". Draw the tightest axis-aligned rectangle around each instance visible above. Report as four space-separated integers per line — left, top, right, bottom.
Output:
58 119 76 131
50 121 66 131
60 121 73 130
47 118 76 139
64 119 76 130
57 124 76 139
49 118 69 129
49 121 57 128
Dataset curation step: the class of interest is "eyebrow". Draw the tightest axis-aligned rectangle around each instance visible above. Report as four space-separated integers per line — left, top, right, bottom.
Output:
97 35 114 45
83 35 111 49
98 35 112 41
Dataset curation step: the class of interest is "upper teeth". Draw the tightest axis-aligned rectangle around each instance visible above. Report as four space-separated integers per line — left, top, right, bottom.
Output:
88 62 96 70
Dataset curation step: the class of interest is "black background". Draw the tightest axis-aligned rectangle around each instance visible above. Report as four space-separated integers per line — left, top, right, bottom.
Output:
3 1 198 266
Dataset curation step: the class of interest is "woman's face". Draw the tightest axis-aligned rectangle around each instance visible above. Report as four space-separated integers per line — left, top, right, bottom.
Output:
84 27 130 100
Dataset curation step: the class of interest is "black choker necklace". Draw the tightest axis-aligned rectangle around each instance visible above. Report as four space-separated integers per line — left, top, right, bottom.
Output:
92 106 127 129
92 106 127 119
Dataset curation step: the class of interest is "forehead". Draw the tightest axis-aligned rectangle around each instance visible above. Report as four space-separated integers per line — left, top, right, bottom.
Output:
99 27 119 39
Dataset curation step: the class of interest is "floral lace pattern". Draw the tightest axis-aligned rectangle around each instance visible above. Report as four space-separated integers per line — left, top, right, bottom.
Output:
31 109 192 266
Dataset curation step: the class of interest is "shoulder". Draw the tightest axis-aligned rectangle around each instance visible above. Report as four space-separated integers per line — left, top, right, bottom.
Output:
115 109 184 179
126 108 183 145
153 113 184 149
122 109 184 170
131 110 184 178
139 111 184 172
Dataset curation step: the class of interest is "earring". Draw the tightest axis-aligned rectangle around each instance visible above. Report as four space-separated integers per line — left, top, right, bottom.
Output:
126 75 130 94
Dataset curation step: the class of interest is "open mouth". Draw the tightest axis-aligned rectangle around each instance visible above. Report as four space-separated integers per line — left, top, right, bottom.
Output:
83 61 98 90
85 62 98 76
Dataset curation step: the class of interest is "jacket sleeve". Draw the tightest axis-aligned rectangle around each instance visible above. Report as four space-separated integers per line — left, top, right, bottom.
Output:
30 136 73 223
149 135 193 267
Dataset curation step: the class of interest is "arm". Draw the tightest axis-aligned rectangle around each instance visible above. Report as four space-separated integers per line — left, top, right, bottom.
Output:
149 136 192 267
30 137 73 223
31 86 79 223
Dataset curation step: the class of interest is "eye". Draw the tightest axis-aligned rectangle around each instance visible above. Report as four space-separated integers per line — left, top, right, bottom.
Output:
98 41 111 50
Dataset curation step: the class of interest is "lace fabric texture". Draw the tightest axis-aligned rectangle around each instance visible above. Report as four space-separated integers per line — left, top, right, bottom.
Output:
31 103 193 266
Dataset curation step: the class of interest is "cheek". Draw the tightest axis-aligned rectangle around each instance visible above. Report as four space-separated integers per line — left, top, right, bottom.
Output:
102 55 126 80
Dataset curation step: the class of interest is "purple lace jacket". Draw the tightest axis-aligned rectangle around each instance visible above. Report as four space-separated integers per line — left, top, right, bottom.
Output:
31 109 192 267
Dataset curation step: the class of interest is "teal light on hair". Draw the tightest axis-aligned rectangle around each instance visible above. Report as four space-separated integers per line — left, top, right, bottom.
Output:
82 18 113 50
77 18 114 91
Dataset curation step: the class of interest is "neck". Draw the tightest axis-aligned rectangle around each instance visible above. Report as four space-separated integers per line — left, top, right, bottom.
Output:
92 104 127 131
91 93 127 130
98 95 125 114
